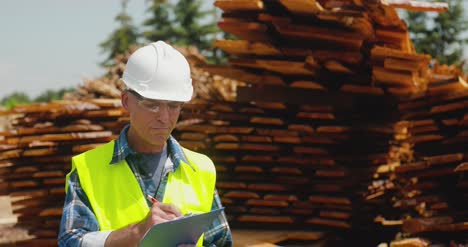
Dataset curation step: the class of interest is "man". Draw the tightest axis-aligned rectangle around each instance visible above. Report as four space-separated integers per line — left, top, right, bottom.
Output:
58 41 232 247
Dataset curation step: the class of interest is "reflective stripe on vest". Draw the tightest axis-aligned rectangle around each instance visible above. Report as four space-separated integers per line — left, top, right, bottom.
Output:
66 140 216 246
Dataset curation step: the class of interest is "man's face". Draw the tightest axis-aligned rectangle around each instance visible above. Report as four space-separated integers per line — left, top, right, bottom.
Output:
122 90 183 153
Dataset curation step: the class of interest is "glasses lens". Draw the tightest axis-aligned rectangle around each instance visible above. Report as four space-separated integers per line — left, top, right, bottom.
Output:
128 90 182 112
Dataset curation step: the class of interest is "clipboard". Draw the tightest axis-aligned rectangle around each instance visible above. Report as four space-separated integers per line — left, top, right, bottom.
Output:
138 208 224 247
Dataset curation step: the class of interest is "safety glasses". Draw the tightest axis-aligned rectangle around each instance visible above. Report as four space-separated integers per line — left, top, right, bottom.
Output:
127 89 184 113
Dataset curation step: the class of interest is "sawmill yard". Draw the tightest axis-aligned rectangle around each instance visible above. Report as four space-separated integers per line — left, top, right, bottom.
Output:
1 0 467 246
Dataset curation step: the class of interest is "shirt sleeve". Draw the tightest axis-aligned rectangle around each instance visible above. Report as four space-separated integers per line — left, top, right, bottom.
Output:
203 189 233 247
58 171 110 247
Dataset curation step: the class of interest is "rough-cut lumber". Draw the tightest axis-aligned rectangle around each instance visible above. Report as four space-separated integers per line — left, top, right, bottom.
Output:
273 23 364 50
386 0 449 13
214 40 281 56
278 0 324 15
214 0 264 12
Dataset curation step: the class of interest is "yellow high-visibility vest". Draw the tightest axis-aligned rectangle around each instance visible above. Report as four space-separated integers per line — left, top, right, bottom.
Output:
66 140 216 246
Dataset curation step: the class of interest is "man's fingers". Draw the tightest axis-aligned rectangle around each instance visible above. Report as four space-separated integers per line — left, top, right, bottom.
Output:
157 203 183 217
149 203 181 222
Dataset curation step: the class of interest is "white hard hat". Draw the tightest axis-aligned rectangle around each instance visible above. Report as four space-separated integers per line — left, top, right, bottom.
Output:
121 41 193 102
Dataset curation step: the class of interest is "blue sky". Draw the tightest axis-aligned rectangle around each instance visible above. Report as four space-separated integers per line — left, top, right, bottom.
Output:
0 0 466 100
0 0 148 100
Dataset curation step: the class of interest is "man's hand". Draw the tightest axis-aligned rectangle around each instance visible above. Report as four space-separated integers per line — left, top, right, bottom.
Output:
138 202 183 234
105 202 184 247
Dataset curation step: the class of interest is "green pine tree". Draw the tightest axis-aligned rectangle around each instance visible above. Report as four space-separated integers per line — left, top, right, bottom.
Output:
172 0 219 58
0 92 31 109
33 88 74 103
403 0 468 65
142 0 176 43
100 0 140 67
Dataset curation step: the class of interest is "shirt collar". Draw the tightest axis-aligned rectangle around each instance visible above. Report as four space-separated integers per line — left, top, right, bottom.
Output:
110 124 189 170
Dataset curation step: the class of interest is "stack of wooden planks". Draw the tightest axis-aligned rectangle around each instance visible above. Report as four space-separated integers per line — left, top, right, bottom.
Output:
208 0 464 245
0 100 128 246
211 0 442 101
370 74 468 246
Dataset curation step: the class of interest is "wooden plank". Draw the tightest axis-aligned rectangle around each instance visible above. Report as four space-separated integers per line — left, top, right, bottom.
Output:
384 58 423 72
302 136 338 144
264 194 298 202
235 166 263 173
430 100 468 114
423 153 464 166
395 161 427 173
241 155 273 162
250 117 284 125
72 143 105 153
373 66 416 87
249 208 281 215
308 196 351 205
248 183 289 192
386 0 449 13
6 131 113 144
180 132 208 141
223 191 260 199
217 182 247 189
315 169 346 178
296 112 335 120
218 20 271 42
83 109 126 117
305 218 351 228
290 80 326 90
238 215 295 224
273 22 363 50
246 199 289 207
213 134 239 142
278 0 324 15
240 136 272 143
230 58 316 76
199 65 285 85
253 102 287 110
339 84 385 96
214 40 281 56
32 171 63 178
402 217 453 234
389 238 430 247
454 162 468 172
311 50 363 65
427 81 468 96
319 210 351 220
214 0 264 12
273 136 301 144
237 85 356 106
178 141 207 150
323 60 355 74
371 46 431 62
288 124 314 133
398 91 468 111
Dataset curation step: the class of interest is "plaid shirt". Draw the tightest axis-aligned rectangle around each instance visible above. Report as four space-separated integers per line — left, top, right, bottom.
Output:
58 125 232 247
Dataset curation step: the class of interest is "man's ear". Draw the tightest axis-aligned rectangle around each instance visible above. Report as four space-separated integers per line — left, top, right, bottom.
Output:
121 91 129 110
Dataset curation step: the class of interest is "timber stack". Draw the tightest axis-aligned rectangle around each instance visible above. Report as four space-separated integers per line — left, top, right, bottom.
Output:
1 0 467 246
370 66 468 246
203 0 465 245
0 100 126 246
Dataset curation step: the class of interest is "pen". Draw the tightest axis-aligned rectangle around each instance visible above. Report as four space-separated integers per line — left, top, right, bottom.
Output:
146 194 159 204
147 194 192 216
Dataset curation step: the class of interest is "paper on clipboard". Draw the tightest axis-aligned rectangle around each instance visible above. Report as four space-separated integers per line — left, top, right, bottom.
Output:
138 208 224 247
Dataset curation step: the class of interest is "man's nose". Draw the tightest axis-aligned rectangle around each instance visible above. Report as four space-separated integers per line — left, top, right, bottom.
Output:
155 103 170 121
